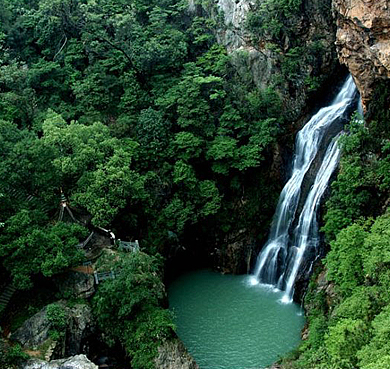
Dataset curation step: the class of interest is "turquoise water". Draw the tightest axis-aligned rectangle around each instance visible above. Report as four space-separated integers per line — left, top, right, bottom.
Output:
168 270 305 369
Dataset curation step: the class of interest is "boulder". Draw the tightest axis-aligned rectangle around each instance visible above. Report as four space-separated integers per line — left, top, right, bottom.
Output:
11 304 54 349
22 354 97 369
11 301 95 359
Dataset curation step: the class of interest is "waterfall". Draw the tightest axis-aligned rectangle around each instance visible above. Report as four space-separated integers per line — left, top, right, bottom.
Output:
251 76 358 302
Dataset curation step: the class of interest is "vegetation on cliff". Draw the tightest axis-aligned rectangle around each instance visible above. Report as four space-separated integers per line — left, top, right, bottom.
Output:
282 83 390 369
0 0 286 366
246 0 334 94
1 0 389 368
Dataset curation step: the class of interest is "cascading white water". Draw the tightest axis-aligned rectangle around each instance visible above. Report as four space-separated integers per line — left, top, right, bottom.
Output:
251 76 358 302
281 136 342 302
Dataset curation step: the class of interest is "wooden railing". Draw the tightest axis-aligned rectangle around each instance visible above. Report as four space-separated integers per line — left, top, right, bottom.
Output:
118 239 140 252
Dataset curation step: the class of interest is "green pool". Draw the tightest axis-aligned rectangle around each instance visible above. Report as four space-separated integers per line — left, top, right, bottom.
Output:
168 270 305 369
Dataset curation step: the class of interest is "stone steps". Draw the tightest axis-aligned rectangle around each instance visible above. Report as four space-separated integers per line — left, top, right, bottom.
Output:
0 284 17 313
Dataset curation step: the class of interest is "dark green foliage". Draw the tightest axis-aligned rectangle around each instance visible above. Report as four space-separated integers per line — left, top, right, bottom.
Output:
245 0 331 95
0 334 28 369
92 252 175 369
357 305 390 369
288 71 390 369
46 303 68 340
292 215 390 369
0 213 86 289
136 108 172 156
322 115 379 241
326 222 369 297
325 318 368 368
246 0 302 41
0 0 284 252
362 213 390 283
332 287 381 322
0 0 331 365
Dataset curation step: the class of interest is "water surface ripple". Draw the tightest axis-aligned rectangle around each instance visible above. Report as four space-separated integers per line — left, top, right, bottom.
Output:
168 270 304 369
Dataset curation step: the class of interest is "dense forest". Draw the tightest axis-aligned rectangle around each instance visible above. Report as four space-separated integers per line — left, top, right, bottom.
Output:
0 0 288 367
1 0 390 368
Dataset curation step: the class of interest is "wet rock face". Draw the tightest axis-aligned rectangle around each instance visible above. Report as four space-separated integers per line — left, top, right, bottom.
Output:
333 0 390 110
155 340 199 369
22 354 98 369
215 229 257 274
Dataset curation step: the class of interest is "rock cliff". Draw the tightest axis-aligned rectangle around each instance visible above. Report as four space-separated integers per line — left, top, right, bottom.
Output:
186 0 339 273
193 0 339 117
333 0 390 111
214 0 255 52
11 302 94 360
